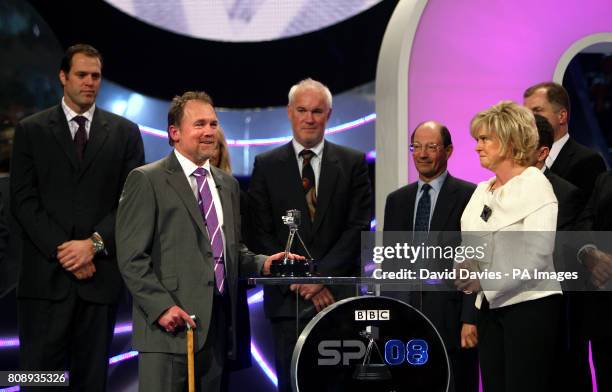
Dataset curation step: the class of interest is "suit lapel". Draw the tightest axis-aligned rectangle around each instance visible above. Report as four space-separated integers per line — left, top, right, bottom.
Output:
164 154 209 241
551 138 574 176
50 106 79 169
404 185 418 231
312 142 339 233
429 175 458 231
79 108 109 177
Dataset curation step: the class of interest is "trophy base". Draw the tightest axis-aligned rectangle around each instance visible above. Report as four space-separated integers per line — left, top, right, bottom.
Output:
270 258 315 277
352 364 392 381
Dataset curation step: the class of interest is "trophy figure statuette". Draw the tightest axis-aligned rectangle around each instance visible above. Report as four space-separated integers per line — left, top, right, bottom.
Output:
270 209 315 277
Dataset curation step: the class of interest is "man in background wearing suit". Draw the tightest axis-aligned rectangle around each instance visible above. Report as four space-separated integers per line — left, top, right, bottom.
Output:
383 121 478 392
524 81 607 198
577 171 612 391
532 114 591 391
532 114 585 230
10 44 144 390
116 91 289 392
248 78 372 392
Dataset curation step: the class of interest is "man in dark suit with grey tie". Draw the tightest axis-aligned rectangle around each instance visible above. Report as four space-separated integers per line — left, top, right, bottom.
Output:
10 44 144 390
383 121 478 392
248 78 372 392
116 91 289 392
524 82 607 198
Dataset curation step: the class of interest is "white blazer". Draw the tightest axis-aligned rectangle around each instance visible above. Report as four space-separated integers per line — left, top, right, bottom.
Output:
460 167 562 309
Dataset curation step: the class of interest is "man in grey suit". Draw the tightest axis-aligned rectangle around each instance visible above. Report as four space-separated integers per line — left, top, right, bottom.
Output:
116 91 289 392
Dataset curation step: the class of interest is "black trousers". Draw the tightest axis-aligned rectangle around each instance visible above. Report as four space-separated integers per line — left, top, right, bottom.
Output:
271 318 309 392
551 293 592 392
478 294 562 392
139 293 229 392
591 337 612 392
18 288 117 391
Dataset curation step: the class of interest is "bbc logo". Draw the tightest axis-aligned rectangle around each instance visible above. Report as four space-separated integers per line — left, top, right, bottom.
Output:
354 310 390 321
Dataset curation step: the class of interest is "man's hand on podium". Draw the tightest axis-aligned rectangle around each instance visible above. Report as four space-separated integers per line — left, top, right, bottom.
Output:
262 252 305 275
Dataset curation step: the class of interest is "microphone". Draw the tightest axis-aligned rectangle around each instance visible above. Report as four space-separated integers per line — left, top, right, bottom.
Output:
480 205 492 222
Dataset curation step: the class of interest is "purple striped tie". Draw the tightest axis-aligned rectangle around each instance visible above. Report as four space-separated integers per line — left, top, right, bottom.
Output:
193 167 225 294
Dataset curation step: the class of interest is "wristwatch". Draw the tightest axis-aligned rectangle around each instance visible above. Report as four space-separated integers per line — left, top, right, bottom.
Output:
91 232 105 254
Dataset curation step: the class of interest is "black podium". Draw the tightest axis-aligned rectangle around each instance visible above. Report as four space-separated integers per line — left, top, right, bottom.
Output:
249 277 450 392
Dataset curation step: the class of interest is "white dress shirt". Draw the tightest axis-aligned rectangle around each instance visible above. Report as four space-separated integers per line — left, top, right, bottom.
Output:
174 150 225 250
545 132 569 169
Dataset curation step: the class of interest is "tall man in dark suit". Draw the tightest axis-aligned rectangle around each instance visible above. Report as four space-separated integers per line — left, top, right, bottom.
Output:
383 121 478 392
524 81 607 198
532 114 591 391
249 78 372 392
577 171 612 391
116 91 289 392
10 44 144 390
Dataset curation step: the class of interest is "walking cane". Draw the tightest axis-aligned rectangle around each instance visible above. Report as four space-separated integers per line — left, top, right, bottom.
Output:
187 315 196 392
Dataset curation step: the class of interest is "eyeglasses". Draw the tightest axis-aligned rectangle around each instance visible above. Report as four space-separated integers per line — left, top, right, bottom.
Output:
410 143 442 153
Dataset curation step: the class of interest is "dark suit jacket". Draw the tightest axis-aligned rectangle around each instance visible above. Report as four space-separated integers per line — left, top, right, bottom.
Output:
0 187 8 292
0 176 20 297
249 141 372 318
383 174 477 351
550 137 606 198
10 105 144 304
576 171 612 339
116 153 266 357
544 169 585 230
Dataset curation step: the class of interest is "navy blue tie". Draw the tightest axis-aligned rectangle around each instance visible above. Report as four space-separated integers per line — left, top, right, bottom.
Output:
414 183 432 239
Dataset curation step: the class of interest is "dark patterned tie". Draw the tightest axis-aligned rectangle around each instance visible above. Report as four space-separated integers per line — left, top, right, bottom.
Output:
73 115 88 161
193 168 225 294
414 183 432 242
300 149 317 221
413 183 432 309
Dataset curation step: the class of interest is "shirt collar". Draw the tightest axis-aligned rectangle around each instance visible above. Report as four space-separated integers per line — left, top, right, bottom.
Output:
292 138 325 159
547 132 570 166
417 170 448 194
61 97 95 124
174 149 211 178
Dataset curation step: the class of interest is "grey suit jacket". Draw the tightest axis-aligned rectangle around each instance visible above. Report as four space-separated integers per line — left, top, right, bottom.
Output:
116 152 265 356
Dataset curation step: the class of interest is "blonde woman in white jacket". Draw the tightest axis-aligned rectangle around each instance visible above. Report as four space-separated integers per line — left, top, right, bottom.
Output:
459 101 562 392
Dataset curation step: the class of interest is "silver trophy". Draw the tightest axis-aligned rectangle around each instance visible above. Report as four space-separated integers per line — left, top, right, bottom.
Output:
353 326 392 381
270 209 315 277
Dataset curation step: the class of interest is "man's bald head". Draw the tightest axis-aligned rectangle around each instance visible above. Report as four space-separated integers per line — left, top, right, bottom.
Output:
410 121 453 181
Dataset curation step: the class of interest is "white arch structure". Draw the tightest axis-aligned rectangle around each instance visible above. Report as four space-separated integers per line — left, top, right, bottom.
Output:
375 0 612 227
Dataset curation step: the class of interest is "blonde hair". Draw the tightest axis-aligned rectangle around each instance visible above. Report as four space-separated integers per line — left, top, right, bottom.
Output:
213 127 232 174
470 101 538 166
